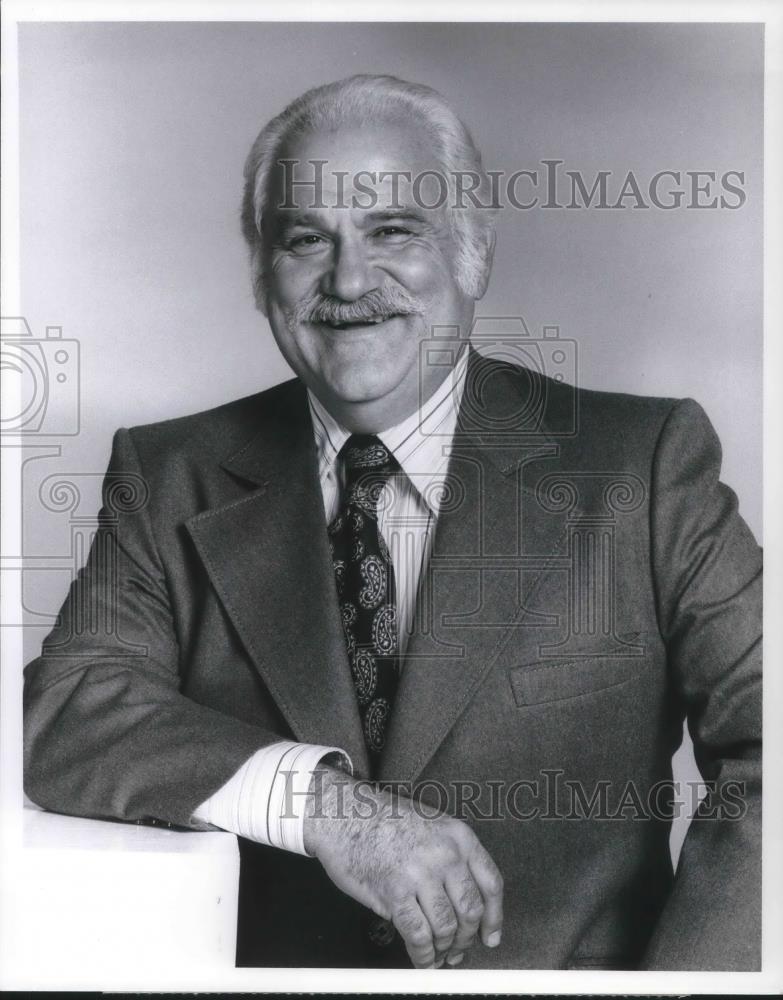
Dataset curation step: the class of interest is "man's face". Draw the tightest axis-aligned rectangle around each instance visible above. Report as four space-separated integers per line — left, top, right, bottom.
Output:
261 121 486 429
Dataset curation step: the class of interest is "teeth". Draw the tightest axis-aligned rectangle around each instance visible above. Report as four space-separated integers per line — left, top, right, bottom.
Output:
328 316 389 328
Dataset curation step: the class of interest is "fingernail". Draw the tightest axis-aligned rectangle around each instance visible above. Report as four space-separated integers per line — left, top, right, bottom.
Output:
433 957 445 969
446 952 464 966
487 930 501 948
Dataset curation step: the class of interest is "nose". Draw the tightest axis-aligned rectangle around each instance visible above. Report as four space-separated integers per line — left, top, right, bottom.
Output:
320 237 377 301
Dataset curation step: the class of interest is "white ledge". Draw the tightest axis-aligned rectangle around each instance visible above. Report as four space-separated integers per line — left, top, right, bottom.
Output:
24 799 237 854
5 803 240 988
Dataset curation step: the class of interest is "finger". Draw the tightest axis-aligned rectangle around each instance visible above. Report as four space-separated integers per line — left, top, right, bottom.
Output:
444 867 484 962
417 885 459 957
391 897 437 968
468 843 504 948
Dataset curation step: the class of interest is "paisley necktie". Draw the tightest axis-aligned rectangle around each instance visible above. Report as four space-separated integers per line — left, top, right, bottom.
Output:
328 434 400 768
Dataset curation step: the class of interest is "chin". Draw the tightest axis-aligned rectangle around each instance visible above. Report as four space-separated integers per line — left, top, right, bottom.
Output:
321 363 408 407
326 377 400 406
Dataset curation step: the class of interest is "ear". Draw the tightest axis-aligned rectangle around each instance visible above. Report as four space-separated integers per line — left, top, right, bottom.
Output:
473 228 496 301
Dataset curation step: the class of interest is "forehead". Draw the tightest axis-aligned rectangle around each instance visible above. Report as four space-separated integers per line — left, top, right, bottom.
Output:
265 120 445 217
282 119 439 173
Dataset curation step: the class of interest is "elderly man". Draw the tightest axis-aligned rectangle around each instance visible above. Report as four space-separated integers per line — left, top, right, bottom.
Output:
24 75 761 971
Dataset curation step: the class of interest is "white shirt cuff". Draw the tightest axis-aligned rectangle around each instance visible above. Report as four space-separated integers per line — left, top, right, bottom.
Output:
192 741 352 857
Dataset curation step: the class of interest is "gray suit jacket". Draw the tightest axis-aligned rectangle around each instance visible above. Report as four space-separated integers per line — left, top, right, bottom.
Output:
24 351 762 969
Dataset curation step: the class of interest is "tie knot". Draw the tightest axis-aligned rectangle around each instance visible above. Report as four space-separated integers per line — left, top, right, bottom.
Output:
341 435 398 483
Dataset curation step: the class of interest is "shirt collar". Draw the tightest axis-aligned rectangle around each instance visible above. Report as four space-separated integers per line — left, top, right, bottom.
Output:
308 345 469 516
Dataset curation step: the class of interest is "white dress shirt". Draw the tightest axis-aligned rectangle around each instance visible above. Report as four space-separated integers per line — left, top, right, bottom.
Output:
192 347 469 855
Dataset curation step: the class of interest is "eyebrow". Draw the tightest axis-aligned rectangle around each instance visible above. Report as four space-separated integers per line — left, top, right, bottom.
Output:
361 209 430 227
272 208 431 232
272 211 326 232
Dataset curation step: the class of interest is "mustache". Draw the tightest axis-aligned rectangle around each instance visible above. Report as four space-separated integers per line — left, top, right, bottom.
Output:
288 287 425 327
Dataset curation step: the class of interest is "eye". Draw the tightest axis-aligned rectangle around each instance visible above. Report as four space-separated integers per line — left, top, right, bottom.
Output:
373 226 412 242
288 233 329 255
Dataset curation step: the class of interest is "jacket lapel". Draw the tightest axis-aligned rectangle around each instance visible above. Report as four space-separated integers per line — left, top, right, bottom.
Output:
379 352 565 783
185 384 370 777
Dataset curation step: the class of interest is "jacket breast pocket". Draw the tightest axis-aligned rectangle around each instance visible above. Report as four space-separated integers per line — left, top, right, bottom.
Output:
508 646 650 708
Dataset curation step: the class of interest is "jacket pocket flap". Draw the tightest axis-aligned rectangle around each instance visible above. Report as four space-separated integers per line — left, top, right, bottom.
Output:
508 655 646 707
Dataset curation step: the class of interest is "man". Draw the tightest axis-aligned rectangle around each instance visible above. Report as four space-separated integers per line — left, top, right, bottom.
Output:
23 75 761 971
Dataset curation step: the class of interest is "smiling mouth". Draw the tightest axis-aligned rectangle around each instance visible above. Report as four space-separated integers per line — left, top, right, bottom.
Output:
320 314 398 331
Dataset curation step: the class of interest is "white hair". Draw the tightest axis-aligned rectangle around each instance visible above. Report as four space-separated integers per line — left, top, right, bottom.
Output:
240 74 495 306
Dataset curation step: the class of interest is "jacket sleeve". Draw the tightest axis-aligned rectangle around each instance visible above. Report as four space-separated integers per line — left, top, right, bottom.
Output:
641 398 762 970
23 428 285 829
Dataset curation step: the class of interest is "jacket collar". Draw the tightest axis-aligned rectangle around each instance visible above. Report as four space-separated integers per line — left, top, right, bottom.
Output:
219 346 563 487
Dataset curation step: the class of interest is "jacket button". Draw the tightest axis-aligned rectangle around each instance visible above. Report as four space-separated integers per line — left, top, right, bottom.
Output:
366 917 396 947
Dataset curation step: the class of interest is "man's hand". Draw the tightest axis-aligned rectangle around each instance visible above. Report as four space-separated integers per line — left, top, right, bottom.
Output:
303 766 504 969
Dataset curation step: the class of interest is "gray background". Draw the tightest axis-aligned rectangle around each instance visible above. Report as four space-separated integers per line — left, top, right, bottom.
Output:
16 22 763 857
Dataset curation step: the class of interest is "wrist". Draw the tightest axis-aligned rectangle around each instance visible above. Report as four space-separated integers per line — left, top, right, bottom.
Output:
303 764 353 857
